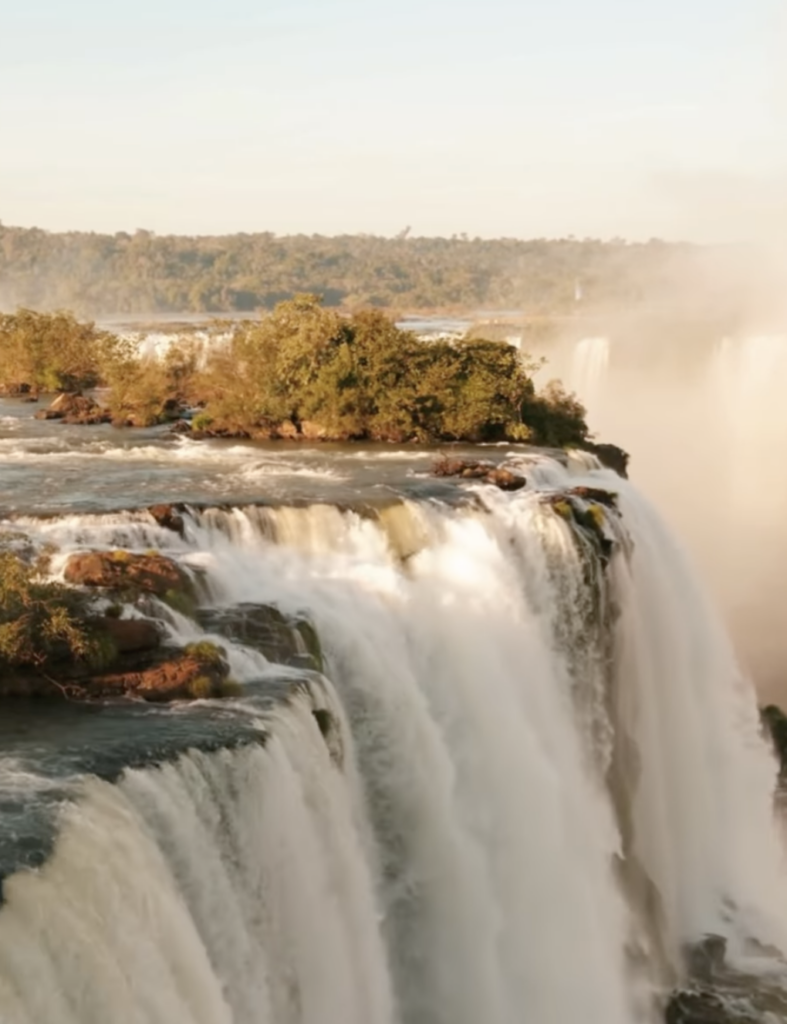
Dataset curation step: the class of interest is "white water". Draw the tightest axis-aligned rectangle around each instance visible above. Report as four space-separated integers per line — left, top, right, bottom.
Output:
1 459 786 1023
555 331 787 703
568 336 610 408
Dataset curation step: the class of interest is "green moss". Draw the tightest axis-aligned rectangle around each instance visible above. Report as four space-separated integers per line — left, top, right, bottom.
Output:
185 640 225 665
109 549 132 563
551 499 573 520
295 619 324 671
187 675 214 699
104 603 123 619
161 588 197 619
86 630 119 671
219 677 243 697
192 412 214 432
585 503 605 530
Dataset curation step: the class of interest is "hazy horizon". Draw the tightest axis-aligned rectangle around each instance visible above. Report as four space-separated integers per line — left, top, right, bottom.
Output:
2 0 785 244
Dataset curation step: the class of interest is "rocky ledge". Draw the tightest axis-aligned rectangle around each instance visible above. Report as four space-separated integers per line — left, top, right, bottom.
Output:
0 547 233 702
34 392 111 425
666 934 787 1023
431 457 527 491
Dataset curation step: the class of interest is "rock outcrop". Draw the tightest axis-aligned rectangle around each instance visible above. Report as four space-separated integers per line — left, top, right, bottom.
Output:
147 504 187 537
582 441 629 478
34 392 111 425
199 603 323 672
432 458 526 491
665 935 787 1024
85 641 233 701
760 704 787 775
64 550 194 600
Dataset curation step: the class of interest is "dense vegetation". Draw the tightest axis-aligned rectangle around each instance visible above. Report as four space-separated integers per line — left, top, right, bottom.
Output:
0 300 589 445
0 309 114 394
0 551 108 673
0 222 704 315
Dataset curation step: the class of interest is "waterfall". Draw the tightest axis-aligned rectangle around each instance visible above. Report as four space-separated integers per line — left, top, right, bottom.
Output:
568 336 610 410
0 457 785 1023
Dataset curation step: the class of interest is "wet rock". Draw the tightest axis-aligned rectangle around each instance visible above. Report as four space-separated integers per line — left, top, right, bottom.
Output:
583 441 630 478
87 642 231 702
686 935 727 982
97 616 162 654
760 704 787 775
665 989 742 1024
199 603 323 671
170 419 192 435
148 504 186 537
485 467 527 491
568 485 619 509
160 397 188 421
311 707 344 768
432 457 526 491
64 550 193 599
34 392 110 424
666 935 787 1024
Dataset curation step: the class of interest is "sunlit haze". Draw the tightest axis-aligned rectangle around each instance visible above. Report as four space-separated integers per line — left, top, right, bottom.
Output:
1 0 783 239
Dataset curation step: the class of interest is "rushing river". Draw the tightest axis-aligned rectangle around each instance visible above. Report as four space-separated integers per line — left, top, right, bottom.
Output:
1 396 787 1024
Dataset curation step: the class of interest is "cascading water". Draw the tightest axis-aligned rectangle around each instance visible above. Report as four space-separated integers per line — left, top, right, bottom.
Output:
568 336 610 410
0 455 785 1024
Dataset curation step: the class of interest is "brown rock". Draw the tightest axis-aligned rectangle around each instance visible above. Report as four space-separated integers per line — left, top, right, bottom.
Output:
64 550 193 598
433 457 526 490
88 646 229 702
34 392 110 424
148 504 186 537
98 616 162 653
582 442 629 478
299 420 330 440
568 486 618 509
276 419 300 440
485 467 526 491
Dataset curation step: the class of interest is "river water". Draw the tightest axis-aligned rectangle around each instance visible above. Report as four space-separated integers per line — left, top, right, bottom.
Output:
1 392 787 1024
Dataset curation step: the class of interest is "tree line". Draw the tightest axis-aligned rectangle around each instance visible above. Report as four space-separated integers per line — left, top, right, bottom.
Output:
0 301 589 447
0 222 704 315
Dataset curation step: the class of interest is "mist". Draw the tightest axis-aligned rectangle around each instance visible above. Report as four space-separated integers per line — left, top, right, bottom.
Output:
531 244 787 704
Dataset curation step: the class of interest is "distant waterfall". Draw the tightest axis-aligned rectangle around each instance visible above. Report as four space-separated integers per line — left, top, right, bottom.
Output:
1 456 786 1023
569 336 610 411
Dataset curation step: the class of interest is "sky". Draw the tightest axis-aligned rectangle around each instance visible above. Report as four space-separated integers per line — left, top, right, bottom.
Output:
0 0 784 241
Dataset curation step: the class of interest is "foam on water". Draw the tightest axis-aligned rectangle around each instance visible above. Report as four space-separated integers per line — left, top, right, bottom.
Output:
0 456 785 1023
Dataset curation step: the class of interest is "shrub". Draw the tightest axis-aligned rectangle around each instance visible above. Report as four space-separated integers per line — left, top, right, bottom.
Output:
0 309 117 394
185 640 225 665
187 675 214 699
0 552 109 670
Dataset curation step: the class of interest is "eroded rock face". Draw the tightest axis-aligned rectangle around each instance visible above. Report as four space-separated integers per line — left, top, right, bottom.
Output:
34 392 111 425
64 550 193 599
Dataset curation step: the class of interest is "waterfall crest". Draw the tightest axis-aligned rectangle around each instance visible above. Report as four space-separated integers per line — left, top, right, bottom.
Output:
0 456 785 1023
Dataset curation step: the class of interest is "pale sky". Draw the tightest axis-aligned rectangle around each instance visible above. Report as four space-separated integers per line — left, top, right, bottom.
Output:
1 0 784 240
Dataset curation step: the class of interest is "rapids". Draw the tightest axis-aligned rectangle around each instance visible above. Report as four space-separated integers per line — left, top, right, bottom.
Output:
0 445 785 1024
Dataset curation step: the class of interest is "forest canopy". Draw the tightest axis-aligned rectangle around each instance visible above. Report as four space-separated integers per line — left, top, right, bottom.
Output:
0 223 709 316
0 300 589 447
